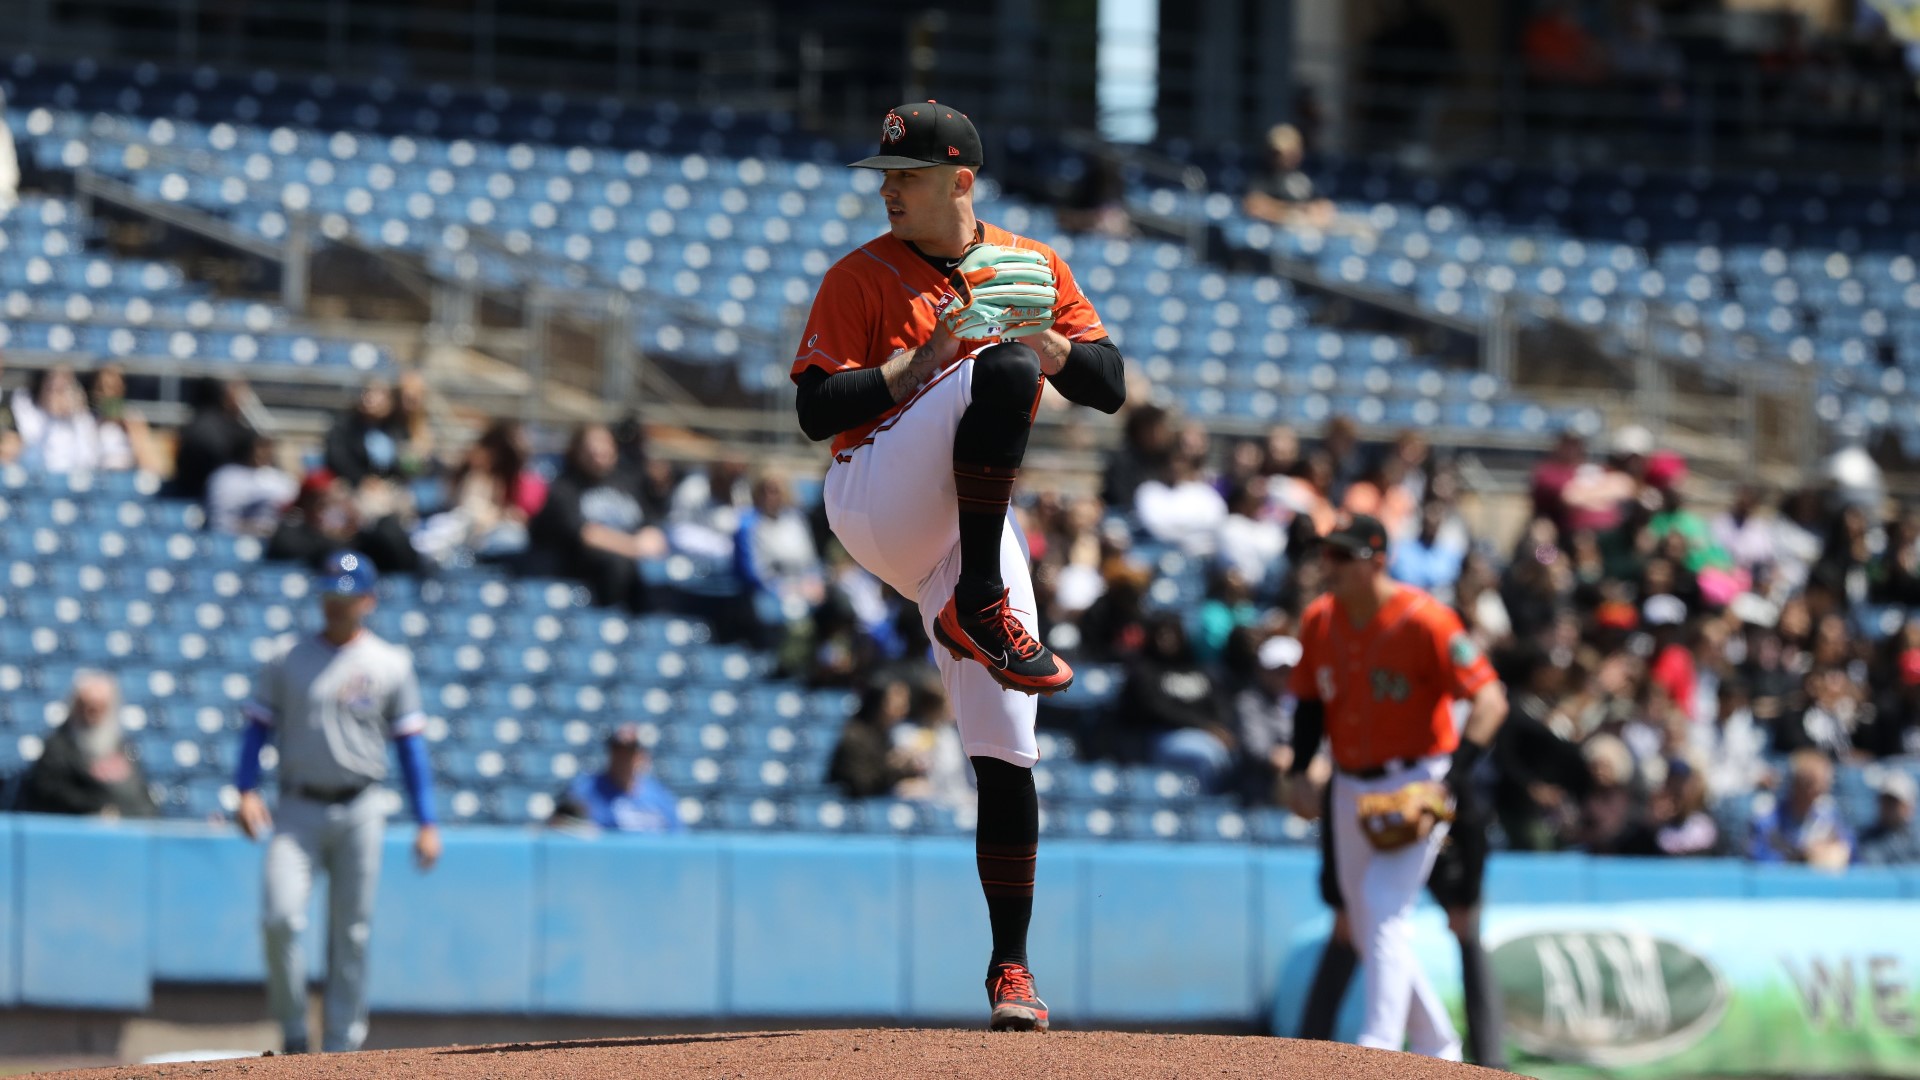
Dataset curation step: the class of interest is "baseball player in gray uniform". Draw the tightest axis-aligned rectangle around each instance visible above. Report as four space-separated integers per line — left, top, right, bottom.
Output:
234 550 441 1054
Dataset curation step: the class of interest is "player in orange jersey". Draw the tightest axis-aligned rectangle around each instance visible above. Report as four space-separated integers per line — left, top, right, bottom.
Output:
1284 514 1508 1059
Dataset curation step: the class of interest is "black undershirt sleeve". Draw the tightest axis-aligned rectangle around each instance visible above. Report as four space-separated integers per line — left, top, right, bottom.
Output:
793 365 897 443
1288 698 1326 777
1046 337 1126 414
795 335 1125 442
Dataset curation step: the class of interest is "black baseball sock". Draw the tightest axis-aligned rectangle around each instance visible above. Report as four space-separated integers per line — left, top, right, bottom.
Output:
952 343 1043 606
1459 928 1508 1068
1300 935 1359 1040
952 464 1017 608
972 756 1039 970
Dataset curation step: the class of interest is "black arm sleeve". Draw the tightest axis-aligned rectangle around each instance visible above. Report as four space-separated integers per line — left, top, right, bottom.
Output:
793 366 897 443
1045 337 1126 415
1287 698 1325 776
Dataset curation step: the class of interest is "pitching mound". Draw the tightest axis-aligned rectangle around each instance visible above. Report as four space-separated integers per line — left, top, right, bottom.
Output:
37 1028 1516 1079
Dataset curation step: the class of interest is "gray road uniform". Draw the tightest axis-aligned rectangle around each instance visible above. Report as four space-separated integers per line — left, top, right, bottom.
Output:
241 630 428 1053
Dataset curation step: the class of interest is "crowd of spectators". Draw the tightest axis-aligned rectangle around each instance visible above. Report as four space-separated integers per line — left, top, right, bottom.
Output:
4 362 1918 868
1007 399 1917 869
0 363 833 653
0 357 160 475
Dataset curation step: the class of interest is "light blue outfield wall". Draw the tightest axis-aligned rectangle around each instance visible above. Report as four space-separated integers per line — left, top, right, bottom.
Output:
4 816 1918 1020
0 818 14 1007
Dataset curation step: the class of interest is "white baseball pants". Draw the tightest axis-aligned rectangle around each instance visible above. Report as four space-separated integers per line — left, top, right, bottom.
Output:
1330 754 1462 1060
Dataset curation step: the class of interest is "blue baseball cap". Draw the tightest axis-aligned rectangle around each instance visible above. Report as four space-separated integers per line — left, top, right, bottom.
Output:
317 550 378 597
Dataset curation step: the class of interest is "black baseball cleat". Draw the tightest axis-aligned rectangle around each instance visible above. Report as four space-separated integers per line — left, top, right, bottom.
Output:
986 962 1050 1032
934 588 1073 696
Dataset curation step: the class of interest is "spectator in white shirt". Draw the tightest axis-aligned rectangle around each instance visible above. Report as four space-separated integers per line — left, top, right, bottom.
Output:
737 472 825 615
1215 478 1286 590
1769 488 1826 597
207 433 298 537
1135 424 1227 555
1692 676 1773 800
1712 485 1777 577
13 365 133 475
893 679 975 813
668 458 750 560
85 364 158 473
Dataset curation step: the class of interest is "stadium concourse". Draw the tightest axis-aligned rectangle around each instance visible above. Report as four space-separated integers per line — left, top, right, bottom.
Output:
2 55 1920 868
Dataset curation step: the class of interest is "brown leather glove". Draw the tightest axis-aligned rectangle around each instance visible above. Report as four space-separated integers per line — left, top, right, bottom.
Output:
1356 780 1453 851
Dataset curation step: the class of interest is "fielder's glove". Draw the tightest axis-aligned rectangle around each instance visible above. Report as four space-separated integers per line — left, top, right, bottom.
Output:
1356 780 1452 852
941 244 1057 341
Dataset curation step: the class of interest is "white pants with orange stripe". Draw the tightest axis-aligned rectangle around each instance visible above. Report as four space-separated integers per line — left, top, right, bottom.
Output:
1330 753 1461 1060
823 354 1040 768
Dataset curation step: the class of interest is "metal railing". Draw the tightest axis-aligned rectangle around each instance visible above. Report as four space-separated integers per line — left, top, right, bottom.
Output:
15 1 1920 181
1484 286 1823 481
16 0 789 110
47 122 626 415
1334 46 1920 180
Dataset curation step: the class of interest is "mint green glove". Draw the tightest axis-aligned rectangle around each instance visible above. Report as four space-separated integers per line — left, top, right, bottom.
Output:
940 244 1057 341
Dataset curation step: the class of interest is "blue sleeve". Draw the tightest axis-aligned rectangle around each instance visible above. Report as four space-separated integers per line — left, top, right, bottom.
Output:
565 774 611 828
563 773 592 804
394 732 439 826
235 721 272 793
733 508 766 591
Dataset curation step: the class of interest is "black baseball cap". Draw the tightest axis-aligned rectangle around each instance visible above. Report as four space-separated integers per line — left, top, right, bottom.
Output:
1321 514 1389 560
849 100 984 170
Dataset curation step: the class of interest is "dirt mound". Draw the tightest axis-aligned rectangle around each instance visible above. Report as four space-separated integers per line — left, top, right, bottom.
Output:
37 1029 1517 1079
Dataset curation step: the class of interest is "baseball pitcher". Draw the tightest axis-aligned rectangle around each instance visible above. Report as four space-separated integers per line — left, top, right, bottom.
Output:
1285 514 1507 1059
792 101 1126 1029
234 550 441 1054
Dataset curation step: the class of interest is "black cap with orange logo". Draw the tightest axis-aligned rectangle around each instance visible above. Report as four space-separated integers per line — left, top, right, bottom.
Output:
848 100 984 170
1321 514 1389 560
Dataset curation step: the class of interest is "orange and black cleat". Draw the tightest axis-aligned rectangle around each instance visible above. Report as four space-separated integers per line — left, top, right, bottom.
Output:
986 962 1050 1032
934 588 1074 696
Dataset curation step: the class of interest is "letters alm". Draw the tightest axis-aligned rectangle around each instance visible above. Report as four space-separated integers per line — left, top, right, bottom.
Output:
1536 933 1672 1043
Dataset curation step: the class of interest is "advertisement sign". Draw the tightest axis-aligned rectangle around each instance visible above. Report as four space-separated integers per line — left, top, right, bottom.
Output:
1272 900 1920 1079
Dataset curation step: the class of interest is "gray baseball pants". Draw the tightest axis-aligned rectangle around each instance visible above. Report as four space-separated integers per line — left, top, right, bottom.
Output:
262 788 386 1053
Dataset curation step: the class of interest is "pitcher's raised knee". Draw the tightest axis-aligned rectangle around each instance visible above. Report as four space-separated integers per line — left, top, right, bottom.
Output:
968 341 1043 411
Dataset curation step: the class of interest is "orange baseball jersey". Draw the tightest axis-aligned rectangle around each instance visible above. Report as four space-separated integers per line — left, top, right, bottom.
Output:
790 222 1106 458
1289 585 1497 772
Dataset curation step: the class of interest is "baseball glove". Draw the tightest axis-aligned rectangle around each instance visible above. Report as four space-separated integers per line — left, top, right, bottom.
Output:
1356 780 1453 852
940 244 1057 341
